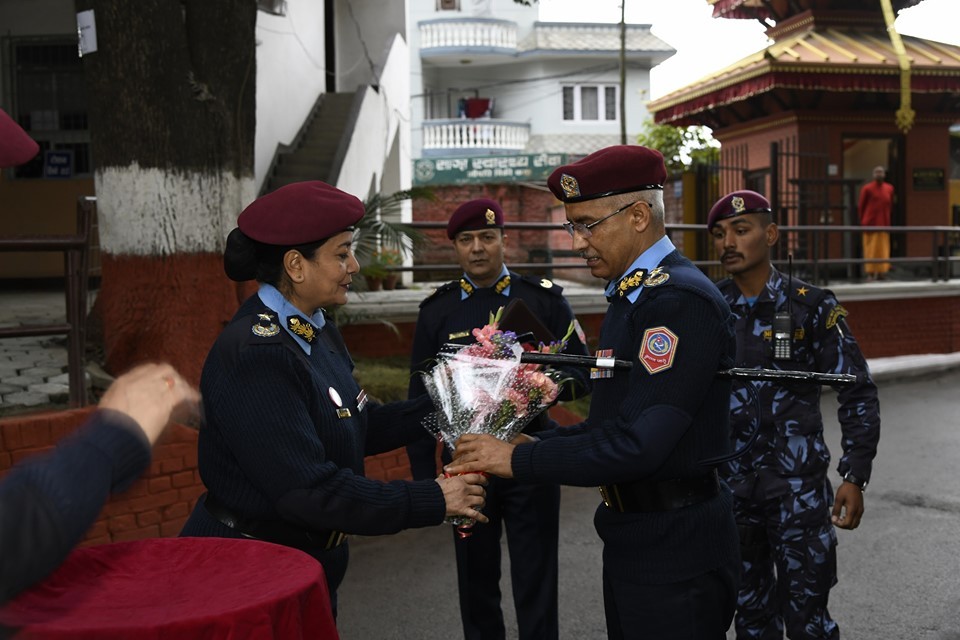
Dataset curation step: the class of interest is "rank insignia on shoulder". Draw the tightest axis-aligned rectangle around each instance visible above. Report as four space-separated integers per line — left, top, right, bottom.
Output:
448 330 471 340
251 313 280 337
797 286 809 297
643 266 670 287
288 316 317 344
540 278 554 289
639 327 678 374
825 304 848 330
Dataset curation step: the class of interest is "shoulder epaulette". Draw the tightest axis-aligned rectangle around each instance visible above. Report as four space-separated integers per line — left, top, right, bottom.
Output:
787 280 826 307
513 272 564 295
419 280 459 308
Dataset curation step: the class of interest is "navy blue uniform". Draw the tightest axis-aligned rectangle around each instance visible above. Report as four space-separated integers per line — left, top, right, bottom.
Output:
1 411 151 605
717 268 880 640
408 271 590 640
181 293 446 613
510 251 740 639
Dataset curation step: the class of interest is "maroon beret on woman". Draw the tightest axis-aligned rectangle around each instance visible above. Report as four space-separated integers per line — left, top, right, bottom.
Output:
706 190 773 231
547 145 666 204
0 108 40 169
238 181 365 246
446 198 504 239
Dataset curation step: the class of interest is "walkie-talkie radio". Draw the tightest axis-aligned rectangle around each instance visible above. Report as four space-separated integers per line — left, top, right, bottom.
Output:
772 254 794 361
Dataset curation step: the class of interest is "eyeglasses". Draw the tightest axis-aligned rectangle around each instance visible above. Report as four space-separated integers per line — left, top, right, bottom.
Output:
561 200 646 238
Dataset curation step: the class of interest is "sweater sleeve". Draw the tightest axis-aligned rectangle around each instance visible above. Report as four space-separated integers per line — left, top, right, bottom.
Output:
0 410 151 604
205 346 445 536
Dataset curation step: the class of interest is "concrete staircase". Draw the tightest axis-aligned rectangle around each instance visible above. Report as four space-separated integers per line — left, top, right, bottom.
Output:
264 91 356 194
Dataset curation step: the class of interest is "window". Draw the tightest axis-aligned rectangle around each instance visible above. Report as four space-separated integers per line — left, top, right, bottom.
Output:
8 39 90 179
562 84 619 122
437 0 460 10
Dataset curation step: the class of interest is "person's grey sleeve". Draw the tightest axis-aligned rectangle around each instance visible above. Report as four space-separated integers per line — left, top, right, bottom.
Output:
0 409 151 604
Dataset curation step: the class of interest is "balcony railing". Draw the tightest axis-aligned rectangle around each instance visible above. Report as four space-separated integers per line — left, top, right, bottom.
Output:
419 18 518 51
422 119 529 153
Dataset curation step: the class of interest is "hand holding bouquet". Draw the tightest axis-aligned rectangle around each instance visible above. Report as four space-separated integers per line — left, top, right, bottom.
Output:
421 307 573 535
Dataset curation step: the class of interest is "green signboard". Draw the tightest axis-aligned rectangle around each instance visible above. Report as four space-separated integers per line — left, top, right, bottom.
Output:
413 153 568 186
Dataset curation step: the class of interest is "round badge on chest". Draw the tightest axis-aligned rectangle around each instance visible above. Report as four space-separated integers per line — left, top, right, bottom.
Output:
328 387 343 407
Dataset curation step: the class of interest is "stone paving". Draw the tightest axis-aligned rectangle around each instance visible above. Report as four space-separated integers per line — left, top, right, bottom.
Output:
0 289 96 415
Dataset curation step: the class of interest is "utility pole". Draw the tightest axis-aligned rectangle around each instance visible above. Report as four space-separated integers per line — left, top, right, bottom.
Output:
619 0 627 144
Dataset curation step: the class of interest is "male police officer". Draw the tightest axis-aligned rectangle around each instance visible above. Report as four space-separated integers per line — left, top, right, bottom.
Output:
407 197 590 640
708 190 881 639
449 147 740 639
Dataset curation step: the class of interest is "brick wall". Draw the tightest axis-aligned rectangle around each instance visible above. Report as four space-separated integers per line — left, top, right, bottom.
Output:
0 409 201 546
1 293 956 547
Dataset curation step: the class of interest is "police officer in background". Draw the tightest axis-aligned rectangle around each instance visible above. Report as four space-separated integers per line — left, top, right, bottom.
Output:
448 148 741 639
707 190 881 640
407 197 591 640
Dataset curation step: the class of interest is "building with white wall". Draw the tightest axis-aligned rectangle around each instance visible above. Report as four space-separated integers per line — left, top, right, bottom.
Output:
407 0 675 170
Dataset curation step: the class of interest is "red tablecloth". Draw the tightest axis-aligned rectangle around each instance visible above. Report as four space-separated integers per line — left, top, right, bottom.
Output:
0 537 339 639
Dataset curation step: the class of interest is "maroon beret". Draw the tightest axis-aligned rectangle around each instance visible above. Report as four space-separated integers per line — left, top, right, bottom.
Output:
446 198 504 239
0 108 40 169
237 181 364 246
706 190 772 230
547 145 666 203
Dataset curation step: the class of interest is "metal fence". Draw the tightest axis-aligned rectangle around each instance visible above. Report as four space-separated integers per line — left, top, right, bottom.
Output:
403 220 960 284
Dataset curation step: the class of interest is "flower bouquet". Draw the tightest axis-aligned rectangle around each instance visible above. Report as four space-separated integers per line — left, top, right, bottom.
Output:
421 306 573 536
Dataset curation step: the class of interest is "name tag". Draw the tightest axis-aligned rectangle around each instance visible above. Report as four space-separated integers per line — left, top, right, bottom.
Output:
448 330 470 340
336 408 352 419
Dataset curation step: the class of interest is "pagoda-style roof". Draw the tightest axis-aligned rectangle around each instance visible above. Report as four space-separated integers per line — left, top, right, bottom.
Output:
707 0 924 21
649 9 960 128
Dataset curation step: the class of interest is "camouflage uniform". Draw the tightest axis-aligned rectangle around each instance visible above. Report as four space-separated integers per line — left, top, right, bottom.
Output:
717 268 880 640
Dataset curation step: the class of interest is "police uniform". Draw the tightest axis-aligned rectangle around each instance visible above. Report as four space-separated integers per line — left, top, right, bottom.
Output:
407 198 591 640
504 147 741 639
709 190 881 639
180 182 448 614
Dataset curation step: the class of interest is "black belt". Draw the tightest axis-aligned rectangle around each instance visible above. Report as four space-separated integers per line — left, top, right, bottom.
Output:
599 470 721 513
202 493 346 551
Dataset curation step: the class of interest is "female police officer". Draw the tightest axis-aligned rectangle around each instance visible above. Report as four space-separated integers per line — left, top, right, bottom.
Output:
180 181 487 614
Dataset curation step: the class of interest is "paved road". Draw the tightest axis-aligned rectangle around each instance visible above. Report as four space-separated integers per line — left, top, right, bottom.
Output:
336 370 960 639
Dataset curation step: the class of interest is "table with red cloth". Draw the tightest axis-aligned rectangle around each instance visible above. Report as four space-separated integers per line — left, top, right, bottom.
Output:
0 537 339 639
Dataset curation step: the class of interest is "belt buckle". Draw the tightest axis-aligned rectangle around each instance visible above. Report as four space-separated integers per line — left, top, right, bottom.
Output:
326 531 346 550
599 485 612 508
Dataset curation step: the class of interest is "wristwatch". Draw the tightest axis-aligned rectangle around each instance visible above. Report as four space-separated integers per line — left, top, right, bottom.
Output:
842 471 868 492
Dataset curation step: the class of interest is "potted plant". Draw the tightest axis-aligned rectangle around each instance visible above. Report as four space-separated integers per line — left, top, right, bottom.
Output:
354 187 433 292
372 248 403 290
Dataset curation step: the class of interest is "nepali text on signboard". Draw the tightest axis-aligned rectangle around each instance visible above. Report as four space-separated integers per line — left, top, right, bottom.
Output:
413 153 568 186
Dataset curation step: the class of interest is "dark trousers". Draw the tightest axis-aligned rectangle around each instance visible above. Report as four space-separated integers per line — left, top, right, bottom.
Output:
602 565 738 639
454 475 561 640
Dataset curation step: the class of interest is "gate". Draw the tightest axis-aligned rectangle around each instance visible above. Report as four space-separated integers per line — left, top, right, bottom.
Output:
694 129 840 284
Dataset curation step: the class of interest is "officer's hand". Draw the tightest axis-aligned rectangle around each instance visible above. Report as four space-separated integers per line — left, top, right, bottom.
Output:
832 481 865 530
436 473 489 523
446 434 515 478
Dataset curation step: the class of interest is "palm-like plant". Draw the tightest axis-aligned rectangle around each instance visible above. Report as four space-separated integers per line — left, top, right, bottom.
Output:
355 186 434 285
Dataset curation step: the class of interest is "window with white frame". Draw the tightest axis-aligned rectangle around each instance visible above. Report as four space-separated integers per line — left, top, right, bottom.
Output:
562 85 618 122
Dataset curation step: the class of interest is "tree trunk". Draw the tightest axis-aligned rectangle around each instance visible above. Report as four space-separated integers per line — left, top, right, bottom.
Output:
76 0 257 383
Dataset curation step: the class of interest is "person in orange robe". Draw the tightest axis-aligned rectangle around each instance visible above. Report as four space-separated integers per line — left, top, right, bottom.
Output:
858 166 894 281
